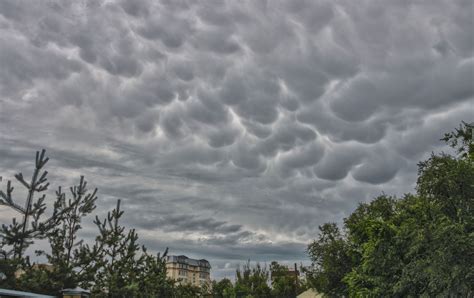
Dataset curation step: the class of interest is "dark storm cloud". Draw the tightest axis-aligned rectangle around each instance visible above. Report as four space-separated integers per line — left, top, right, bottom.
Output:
127 212 243 235
0 0 473 279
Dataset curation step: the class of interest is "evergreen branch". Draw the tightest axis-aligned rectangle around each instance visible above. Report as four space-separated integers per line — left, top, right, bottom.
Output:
14 173 30 189
0 181 24 213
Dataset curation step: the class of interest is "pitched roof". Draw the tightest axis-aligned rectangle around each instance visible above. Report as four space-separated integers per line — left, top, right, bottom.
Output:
166 255 211 268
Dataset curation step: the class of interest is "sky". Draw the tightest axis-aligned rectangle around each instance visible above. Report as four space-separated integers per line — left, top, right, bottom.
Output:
0 0 473 280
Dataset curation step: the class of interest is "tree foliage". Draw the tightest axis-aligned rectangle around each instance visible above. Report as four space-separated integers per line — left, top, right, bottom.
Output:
235 262 271 298
87 200 171 297
0 150 170 297
306 223 352 297
31 176 98 292
307 122 474 296
212 278 235 298
270 261 299 298
0 149 66 260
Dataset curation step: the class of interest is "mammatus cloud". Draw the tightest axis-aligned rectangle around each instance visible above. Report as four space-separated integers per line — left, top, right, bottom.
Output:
0 0 472 279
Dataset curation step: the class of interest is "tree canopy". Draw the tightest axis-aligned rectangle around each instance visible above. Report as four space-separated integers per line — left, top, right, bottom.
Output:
307 122 474 296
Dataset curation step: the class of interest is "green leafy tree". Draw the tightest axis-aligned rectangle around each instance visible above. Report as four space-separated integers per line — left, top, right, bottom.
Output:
306 223 352 297
307 122 474 296
396 121 473 295
212 278 235 298
173 282 201 298
343 122 474 295
270 261 298 298
343 196 403 296
234 262 271 298
441 121 473 159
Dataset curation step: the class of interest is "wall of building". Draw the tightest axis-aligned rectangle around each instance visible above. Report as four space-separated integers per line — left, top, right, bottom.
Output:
166 255 211 287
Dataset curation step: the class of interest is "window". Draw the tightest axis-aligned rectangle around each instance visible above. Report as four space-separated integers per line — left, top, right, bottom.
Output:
199 272 208 279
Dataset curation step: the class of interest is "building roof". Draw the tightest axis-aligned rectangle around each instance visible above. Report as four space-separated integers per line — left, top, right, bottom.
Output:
61 287 90 294
166 255 211 268
297 289 323 298
0 288 55 298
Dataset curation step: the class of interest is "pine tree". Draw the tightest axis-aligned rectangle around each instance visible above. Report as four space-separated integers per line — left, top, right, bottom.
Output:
90 200 145 297
32 176 98 292
0 149 69 261
0 149 171 295
137 247 174 297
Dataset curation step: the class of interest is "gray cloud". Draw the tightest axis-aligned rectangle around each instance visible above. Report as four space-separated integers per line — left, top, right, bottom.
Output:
0 0 473 280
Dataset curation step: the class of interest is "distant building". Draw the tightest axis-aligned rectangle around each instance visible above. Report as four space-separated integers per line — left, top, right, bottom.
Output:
270 263 300 283
0 288 54 298
166 255 211 287
297 289 323 298
15 263 53 279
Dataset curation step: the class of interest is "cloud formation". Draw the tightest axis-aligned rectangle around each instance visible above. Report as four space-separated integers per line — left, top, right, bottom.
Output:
0 0 473 279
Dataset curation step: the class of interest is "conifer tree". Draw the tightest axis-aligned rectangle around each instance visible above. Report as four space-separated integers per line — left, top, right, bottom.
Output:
0 149 69 261
0 150 171 296
90 200 146 297
137 247 174 297
32 176 98 291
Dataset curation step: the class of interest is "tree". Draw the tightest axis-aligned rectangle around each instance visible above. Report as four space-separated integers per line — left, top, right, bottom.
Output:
172 282 201 298
441 121 473 159
306 223 352 297
396 121 474 295
212 278 235 298
234 262 271 298
137 248 174 297
270 261 298 298
21 176 98 293
0 150 172 296
391 194 473 296
0 149 78 292
343 196 404 296
87 199 143 297
306 122 474 296
0 149 67 260
0 257 19 289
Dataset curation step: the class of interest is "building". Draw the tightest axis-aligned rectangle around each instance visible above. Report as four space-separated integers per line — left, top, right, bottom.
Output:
297 289 323 298
271 266 299 281
270 263 300 283
166 255 211 287
14 263 53 279
0 288 54 298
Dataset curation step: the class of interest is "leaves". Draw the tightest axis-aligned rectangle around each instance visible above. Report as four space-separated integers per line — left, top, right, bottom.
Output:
212 278 234 298
441 121 474 160
235 262 272 298
306 123 474 296
306 223 352 297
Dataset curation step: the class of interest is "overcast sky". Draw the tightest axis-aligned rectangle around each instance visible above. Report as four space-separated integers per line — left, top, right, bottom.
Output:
0 0 473 280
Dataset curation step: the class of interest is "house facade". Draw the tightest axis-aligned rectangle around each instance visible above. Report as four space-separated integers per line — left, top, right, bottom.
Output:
166 255 211 287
